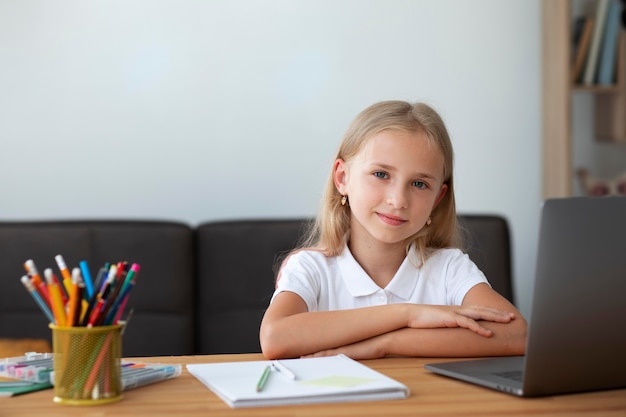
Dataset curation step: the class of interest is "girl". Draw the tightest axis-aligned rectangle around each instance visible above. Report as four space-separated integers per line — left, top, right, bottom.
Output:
260 101 527 360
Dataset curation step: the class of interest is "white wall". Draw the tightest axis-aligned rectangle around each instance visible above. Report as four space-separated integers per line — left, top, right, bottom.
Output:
0 0 541 318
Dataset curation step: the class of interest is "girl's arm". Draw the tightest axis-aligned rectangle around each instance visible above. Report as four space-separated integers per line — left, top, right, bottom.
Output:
300 284 527 360
259 284 519 359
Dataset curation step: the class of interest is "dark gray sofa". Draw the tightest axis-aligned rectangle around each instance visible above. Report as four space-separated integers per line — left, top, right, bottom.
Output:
0 215 512 357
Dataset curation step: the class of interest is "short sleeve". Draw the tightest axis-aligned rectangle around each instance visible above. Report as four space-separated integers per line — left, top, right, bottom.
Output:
271 251 325 311
440 249 490 305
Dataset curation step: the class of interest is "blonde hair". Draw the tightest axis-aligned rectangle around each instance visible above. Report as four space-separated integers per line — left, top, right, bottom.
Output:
302 100 461 260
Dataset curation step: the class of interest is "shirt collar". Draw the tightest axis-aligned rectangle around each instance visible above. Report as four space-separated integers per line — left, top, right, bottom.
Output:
337 244 421 300
385 247 421 301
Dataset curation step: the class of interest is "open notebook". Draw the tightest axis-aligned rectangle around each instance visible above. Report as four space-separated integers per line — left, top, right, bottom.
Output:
187 354 409 408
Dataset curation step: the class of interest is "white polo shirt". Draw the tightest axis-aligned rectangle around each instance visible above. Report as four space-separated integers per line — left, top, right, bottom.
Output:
271 245 489 311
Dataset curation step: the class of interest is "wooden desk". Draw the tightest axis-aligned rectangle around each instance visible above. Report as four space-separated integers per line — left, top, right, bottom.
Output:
2 354 625 417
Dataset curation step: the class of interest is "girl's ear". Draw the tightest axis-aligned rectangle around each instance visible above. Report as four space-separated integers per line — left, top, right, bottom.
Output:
432 183 448 209
333 158 348 194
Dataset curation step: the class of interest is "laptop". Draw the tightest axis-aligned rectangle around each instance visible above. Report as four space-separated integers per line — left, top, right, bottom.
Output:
425 196 626 397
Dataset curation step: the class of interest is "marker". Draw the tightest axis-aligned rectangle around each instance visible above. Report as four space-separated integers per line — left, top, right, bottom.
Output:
54 254 72 300
80 265 107 325
23 260 42 286
79 260 95 299
119 263 140 297
44 268 66 327
13 363 52 382
256 365 271 392
97 265 126 324
104 279 135 325
67 268 85 326
99 265 118 301
105 263 140 324
100 264 126 315
116 261 128 281
83 265 116 326
92 265 108 295
86 298 105 327
23 259 49 304
20 276 55 324
122 365 181 390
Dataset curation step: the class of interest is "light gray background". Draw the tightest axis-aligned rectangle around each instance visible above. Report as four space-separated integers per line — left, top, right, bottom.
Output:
1 0 546 318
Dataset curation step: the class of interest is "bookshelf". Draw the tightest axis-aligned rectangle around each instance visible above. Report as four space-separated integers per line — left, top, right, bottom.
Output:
541 0 625 199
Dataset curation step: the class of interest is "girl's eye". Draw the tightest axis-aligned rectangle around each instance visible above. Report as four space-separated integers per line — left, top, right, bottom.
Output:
373 171 388 179
412 180 428 189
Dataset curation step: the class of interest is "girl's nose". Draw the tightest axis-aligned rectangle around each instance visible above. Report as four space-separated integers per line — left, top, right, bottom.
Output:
386 186 408 209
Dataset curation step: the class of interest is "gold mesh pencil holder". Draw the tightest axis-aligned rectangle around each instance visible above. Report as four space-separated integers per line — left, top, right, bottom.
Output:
50 324 123 405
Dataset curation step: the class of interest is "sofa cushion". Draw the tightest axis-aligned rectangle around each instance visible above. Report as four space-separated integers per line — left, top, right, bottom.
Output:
195 219 310 354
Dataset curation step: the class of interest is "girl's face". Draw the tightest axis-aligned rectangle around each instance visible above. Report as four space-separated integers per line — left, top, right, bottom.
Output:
334 129 448 248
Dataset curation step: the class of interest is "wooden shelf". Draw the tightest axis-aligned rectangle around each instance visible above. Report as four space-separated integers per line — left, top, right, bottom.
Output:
572 84 621 93
542 0 572 199
542 0 626 199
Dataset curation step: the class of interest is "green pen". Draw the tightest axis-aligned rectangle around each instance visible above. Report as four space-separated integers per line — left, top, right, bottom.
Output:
256 365 271 392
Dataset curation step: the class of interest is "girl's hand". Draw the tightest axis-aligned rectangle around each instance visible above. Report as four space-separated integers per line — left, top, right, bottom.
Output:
303 337 386 360
406 304 515 337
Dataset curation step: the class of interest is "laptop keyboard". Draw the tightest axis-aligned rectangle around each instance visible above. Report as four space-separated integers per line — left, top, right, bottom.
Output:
493 370 524 382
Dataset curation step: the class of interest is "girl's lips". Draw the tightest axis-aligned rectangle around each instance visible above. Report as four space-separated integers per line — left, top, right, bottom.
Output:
377 213 407 226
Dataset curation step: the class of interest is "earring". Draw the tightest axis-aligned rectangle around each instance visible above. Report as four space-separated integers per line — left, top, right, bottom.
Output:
341 195 348 206
426 217 432 226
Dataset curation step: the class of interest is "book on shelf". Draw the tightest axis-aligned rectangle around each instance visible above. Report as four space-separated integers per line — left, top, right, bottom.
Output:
571 16 595 83
596 0 623 85
186 354 410 408
583 0 610 85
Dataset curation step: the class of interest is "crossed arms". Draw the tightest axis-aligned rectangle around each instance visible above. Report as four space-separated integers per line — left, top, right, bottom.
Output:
260 283 527 360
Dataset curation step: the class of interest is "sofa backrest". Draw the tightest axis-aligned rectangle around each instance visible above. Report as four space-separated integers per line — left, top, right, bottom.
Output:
194 215 513 354
0 215 512 357
458 215 513 304
0 221 195 357
194 219 311 354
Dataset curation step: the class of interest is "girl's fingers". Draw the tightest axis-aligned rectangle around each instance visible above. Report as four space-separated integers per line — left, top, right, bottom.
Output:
458 316 494 337
458 307 516 337
462 306 515 323
407 305 514 333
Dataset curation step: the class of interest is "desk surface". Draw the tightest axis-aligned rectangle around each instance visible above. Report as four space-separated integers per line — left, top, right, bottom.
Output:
2 354 625 417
